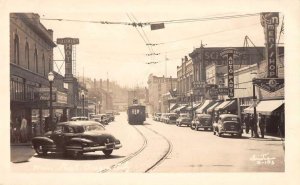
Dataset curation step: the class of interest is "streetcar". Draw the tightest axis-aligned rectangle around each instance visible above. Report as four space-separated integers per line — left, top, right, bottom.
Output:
127 104 146 125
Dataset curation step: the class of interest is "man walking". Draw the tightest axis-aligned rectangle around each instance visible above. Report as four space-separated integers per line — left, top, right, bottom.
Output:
258 113 265 138
244 114 250 134
249 114 254 137
20 115 28 143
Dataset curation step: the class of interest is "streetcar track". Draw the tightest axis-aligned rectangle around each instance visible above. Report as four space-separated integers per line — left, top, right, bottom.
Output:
99 123 173 173
99 125 148 173
143 125 173 173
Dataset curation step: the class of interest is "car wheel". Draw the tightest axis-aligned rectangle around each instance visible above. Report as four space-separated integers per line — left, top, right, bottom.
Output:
103 149 113 156
34 145 47 156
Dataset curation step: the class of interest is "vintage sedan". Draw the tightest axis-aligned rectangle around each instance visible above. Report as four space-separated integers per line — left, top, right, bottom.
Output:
176 113 192 127
191 114 212 131
31 121 122 158
213 114 242 137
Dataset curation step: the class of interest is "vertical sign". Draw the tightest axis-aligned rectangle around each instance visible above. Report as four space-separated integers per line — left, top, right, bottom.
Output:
260 12 279 78
220 48 240 98
56 38 79 83
227 53 234 98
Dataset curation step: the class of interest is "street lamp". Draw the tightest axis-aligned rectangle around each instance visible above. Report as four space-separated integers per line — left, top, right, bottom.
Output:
251 73 259 138
48 71 54 132
190 91 194 121
98 101 101 114
81 90 85 117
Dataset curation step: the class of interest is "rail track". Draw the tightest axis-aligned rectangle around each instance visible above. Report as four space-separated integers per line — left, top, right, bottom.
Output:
99 124 172 173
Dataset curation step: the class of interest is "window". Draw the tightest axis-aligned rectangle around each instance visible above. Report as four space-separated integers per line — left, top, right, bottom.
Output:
42 54 45 76
14 34 20 65
25 42 29 69
10 76 25 101
34 48 38 73
54 125 63 134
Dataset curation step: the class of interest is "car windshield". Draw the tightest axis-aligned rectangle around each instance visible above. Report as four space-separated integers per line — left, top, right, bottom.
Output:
84 124 105 131
73 124 105 133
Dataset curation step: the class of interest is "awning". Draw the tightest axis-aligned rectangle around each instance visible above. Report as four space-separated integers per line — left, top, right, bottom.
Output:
174 104 188 112
222 99 237 113
207 101 223 113
214 100 231 112
196 100 213 114
170 103 178 111
243 100 284 115
186 103 202 111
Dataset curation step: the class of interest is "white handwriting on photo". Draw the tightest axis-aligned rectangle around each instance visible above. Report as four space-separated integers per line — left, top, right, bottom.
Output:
249 153 276 165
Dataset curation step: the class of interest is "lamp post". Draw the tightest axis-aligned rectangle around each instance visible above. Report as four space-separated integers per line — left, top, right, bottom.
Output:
190 91 194 121
252 79 259 138
81 90 85 117
48 71 54 132
98 101 101 114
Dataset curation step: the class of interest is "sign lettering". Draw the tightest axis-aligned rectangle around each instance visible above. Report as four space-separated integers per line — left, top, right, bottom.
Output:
260 12 279 78
56 38 79 82
220 49 240 98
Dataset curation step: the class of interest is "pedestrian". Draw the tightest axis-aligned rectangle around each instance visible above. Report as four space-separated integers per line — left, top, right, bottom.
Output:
244 114 250 134
258 113 265 138
20 115 28 143
249 114 254 137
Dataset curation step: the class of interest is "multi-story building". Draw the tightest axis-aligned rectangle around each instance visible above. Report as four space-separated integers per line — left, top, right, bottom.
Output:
148 74 177 114
176 56 194 103
189 46 265 100
10 13 58 138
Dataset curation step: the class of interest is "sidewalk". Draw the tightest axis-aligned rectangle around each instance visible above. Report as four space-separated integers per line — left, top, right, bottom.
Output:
243 131 285 142
11 141 35 163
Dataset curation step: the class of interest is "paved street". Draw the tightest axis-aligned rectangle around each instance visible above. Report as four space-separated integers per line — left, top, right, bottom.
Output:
11 112 284 172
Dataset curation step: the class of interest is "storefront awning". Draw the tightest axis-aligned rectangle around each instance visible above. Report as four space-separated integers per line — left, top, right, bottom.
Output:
207 101 223 113
243 100 284 115
170 103 178 111
214 100 231 112
196 100 213 114
221 99 237 113
186 103 202 111
174 104 188 112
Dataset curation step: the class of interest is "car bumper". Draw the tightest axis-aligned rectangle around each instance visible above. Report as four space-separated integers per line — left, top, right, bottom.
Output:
67 143 122 152
220 130 241 134
197 125 212 129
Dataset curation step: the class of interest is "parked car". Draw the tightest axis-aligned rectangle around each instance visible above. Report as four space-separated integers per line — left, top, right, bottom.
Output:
166 113 178 124
160 113 169 123
31 120 122 158
191 114 212 131
106 112 115 122
90 114 109 125
213 114 242 137
153 113 162 121
70 117 89 121
176 113 192 127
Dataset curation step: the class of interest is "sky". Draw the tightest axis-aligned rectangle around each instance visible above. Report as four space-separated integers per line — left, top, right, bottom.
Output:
40 11 277 88
3 1 285 88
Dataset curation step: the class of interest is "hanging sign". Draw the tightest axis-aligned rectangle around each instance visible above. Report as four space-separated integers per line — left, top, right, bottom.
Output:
253 78 284 93
260 12 279 78
57 38 79 83
220 48 240 98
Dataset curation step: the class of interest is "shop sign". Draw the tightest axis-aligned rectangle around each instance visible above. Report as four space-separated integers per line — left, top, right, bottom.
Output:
192 81 206 89
260 12 279 78
253 78 284 93
220 48 240 98
38 92 57 101
218 87 228 95
56 91 68 104
57 37 79 82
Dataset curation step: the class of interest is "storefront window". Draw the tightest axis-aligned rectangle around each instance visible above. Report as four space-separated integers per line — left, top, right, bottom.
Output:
10 76 25 101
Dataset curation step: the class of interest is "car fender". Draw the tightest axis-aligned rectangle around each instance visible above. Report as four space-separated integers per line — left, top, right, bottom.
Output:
67 137 94 146
32 137 54 147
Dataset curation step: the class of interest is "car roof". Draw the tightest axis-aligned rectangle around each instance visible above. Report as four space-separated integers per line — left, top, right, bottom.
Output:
196 114 211 117
57 120 101 127
219 114 239 118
